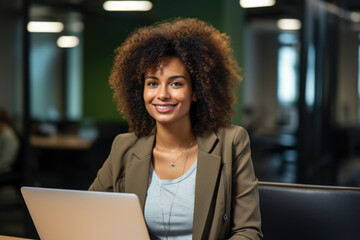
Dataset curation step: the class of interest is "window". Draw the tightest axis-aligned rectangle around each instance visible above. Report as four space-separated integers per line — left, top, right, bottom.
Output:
277 33 299 106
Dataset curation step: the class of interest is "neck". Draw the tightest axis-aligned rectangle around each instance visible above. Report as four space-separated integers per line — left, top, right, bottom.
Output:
155 120 195 150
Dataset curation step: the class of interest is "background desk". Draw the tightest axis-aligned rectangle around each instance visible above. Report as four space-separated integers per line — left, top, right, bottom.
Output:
0 236 33 240
30 135 93 150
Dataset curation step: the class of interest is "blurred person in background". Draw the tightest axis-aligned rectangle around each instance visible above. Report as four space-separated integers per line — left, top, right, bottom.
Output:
0 107 20 174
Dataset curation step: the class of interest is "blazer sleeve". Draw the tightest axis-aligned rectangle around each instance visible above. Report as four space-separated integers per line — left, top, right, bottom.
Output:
88 134 131 192
229 127 263 240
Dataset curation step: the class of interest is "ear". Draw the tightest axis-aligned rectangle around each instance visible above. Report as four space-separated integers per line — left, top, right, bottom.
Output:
192 92 198 102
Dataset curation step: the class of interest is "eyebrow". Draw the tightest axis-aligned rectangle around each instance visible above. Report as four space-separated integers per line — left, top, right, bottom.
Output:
169 75 187 80
145 75 187 80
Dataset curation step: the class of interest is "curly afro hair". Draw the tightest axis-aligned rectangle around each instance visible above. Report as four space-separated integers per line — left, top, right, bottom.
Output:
109 18 241 137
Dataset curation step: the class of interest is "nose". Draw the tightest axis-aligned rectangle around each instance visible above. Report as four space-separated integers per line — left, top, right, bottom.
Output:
157 85 170 100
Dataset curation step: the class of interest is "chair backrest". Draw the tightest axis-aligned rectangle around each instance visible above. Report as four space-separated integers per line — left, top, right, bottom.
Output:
258 181 360 240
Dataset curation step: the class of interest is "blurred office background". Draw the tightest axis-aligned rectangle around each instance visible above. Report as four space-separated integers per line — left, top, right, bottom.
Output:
1 0 360 238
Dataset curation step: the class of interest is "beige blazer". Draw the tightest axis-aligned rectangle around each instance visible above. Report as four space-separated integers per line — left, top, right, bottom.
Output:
89 125 263 240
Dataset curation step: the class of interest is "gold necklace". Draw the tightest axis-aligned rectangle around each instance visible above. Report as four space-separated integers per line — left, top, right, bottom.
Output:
156 137 195 167
156 147 190 240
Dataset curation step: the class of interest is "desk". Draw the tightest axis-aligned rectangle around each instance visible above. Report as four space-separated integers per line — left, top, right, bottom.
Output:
30 135 93 150
0 236 33 240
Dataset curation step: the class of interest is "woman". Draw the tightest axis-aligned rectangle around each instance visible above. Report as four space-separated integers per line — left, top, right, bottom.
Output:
89 18 262 240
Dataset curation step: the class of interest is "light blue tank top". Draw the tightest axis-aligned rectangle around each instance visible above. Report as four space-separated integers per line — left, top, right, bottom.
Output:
144 160 197 240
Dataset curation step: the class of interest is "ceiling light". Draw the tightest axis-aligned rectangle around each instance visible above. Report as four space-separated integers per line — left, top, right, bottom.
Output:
103 1 153 11
57 36 79 48
277 19 302 31
239 0 275 8
27 21 64 33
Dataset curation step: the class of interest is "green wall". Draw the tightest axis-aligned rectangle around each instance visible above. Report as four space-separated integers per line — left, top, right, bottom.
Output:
223 0 246 125
83 0 245 125
83 13 151 123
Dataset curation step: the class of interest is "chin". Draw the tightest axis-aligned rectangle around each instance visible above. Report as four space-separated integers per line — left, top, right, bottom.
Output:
154 118 174 124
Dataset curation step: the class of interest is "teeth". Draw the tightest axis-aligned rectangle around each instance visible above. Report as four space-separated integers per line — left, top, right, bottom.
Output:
156 105 174 109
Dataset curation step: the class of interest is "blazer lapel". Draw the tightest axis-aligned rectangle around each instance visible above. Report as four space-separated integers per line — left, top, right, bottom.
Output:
193 132 221 240
124 134 155 210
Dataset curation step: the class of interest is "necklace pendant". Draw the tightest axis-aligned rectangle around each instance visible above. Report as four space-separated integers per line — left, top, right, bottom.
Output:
171 162 175 167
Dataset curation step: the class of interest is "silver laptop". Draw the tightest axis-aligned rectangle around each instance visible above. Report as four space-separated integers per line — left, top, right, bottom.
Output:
21 186 150 240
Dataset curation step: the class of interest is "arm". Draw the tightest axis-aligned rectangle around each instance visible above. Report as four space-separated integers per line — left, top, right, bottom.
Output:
89 134 126 192
89 133 136 192
229 127 263 240
88 144 115 192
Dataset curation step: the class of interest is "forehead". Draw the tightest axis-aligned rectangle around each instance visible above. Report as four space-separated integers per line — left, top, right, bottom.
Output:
146 56 188 75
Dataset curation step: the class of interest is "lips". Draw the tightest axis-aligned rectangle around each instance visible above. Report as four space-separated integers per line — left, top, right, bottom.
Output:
153 104 177 113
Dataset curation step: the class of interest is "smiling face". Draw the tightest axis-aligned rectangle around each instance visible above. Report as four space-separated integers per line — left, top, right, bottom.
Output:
143 56 197 127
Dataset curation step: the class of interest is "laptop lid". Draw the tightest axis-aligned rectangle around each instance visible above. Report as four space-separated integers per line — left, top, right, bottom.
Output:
21 187 150 240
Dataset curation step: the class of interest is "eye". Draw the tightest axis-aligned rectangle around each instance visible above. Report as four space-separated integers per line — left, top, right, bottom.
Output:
170 81 183 88
146 81 158 87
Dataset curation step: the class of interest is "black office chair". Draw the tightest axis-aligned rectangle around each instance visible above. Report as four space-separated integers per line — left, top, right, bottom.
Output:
258 181 360 240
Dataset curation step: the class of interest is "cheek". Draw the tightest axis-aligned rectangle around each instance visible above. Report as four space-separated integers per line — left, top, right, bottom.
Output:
143 89 153 102
143 94 153 114
177 91 193 104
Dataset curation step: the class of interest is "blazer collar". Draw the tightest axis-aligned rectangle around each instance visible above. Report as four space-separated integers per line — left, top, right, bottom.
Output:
132 134 156 159
196 130 219 153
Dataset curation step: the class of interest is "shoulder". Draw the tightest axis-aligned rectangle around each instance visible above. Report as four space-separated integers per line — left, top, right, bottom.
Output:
215 125 250 144
109 132 140 154
112 132 138 146
109 131 155 158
